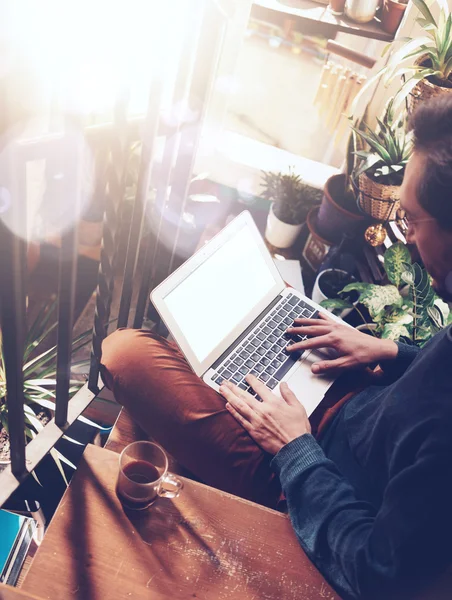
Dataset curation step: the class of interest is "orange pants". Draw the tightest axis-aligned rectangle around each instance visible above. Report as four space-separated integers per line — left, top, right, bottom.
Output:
101 328 367 509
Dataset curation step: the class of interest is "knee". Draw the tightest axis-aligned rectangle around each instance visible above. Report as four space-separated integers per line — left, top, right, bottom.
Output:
101 328 163 388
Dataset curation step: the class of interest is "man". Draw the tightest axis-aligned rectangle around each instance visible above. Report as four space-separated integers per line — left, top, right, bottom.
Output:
101 96 452 599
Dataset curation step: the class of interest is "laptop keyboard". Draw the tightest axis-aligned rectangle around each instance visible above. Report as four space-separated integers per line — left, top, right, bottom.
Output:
212 293 318 399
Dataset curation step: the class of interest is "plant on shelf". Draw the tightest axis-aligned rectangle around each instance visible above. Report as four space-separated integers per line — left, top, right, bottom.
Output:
383 0 452 111
262 168 322 249
0 300 98 482
314 130 365 246
352 99 412 245
381 0 409 36
321 242 452 346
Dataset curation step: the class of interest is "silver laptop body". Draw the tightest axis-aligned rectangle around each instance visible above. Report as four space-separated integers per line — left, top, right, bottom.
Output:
151 211 337 416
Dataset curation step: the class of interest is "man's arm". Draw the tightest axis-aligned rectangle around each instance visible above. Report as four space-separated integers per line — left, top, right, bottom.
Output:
272 433 452 600
286 313 418 376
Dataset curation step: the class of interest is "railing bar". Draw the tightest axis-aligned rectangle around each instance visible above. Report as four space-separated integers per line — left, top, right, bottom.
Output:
0 143 27 477
132 222 154 329
146 4 206 314
167 5 228 276
0 225 27 477
88 93 129 393
55 225 78 426
135 14 200 330
54 132 83 425
116 77 164 329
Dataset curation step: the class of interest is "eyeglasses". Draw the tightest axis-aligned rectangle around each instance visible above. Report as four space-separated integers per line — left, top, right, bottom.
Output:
396 208 436 227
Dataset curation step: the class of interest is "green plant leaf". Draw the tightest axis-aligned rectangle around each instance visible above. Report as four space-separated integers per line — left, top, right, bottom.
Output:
412 0 437 28
382 323 411 341
434 298 450 322
351 127 392 163
384 242 412 286
444 54 452 78
386 37 435 73
427 305 444 328
25 299 57 353
358 285 403 319
340 282 372 295
62 434 84 446
76 414 108 430
320 298 353 315
49 448 70 486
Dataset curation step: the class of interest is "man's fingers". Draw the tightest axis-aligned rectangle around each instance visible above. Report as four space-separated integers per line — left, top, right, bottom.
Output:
279 382 300 407
311 356 348 374
220 384 256 422
225 402 253 431
318 311 336 323
286 334 333 352
286 325 331 337
293 317 328 327
245 374 274 401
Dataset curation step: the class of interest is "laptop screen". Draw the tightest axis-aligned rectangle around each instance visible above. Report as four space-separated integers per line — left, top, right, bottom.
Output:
164 225 276 362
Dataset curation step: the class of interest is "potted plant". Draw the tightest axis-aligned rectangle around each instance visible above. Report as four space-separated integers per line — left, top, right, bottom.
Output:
383 0 452 112
261 168 322 249
0 300 98 482
381 0 408 35
312 268 357 318
321 242 452 345
352 99 412 227
316 133 366 245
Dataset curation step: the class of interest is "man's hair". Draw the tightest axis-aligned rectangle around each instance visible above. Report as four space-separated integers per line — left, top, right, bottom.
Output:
410 95 452 231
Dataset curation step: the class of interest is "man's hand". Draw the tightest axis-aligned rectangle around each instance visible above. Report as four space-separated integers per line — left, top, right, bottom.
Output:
219 376 310 455
286 312 398 375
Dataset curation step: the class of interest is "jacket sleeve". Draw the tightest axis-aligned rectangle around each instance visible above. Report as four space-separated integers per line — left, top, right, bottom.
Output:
271 433 452 600
379 341 420 381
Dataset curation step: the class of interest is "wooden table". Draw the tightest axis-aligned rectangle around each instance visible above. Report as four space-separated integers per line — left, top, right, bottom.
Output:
0 584 43 600
22 444 339 600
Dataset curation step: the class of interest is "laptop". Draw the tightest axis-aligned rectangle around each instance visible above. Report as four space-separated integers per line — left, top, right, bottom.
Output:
151 211 338 416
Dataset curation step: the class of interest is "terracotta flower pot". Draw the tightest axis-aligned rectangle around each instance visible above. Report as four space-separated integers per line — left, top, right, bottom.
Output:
381 0 407 35
317 174 364 244
329 0 346 15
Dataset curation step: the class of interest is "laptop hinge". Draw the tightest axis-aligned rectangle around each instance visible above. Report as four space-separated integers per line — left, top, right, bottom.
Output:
211 294 284 370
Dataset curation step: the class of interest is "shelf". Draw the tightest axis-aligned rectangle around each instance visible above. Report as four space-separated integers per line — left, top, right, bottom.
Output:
252 0 394 42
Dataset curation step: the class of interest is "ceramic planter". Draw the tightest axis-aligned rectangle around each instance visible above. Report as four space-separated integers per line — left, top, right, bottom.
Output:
265 205 303 249
345 0 379 22
317 174 364 244
381 0 407 34
312 268 355 318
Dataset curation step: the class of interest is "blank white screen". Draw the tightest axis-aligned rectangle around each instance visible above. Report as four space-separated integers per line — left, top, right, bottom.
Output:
164 226 276 362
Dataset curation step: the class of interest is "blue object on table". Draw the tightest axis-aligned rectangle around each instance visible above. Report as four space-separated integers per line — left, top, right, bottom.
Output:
0 509 35 585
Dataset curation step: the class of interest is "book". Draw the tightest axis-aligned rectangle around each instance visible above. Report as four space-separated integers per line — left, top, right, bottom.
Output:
0 510 36 586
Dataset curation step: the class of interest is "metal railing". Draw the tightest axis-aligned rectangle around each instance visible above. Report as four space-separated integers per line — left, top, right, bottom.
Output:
0 0 230 508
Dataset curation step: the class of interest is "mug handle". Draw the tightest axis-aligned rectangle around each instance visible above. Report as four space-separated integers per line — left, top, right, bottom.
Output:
159 472 184 499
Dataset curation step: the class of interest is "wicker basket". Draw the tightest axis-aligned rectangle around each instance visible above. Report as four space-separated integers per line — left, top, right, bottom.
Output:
409 56 452 113
357 172 400 221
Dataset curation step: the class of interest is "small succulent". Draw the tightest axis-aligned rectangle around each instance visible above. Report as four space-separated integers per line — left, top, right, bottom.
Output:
260 168 322 225
352 99 412 186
